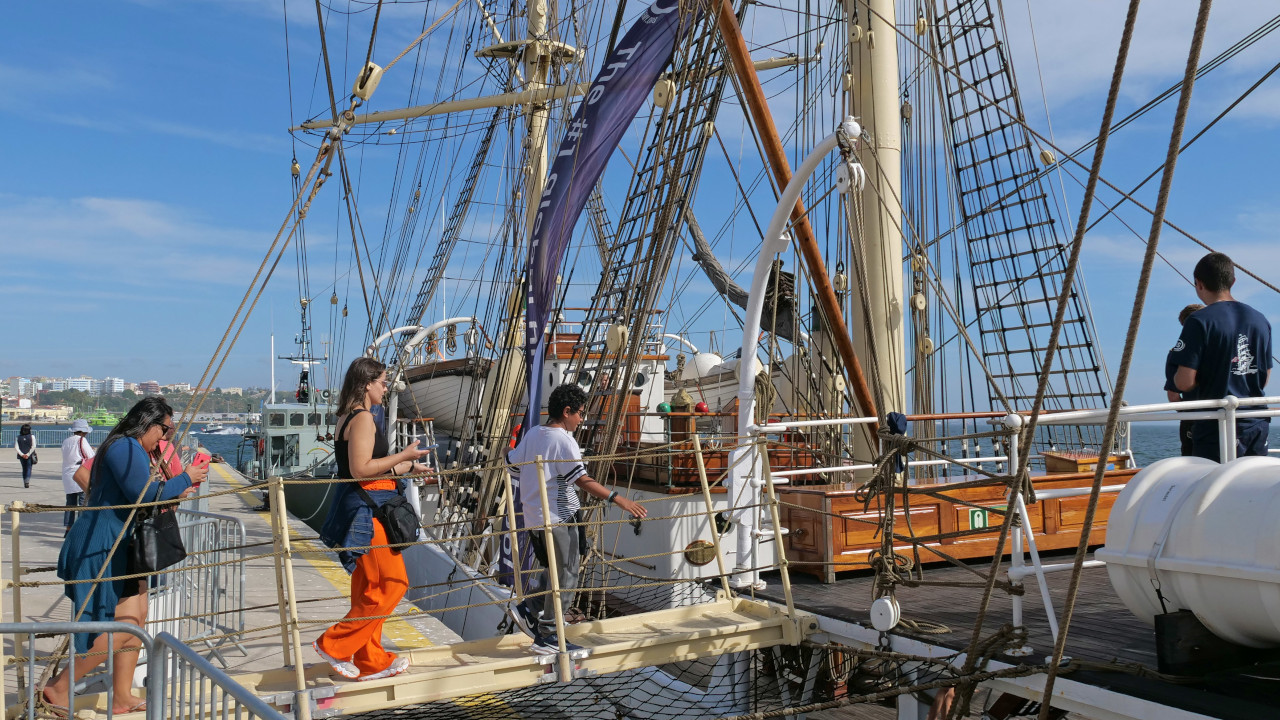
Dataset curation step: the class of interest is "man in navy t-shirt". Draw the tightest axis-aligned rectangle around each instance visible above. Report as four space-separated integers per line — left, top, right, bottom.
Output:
1165 252 1271 461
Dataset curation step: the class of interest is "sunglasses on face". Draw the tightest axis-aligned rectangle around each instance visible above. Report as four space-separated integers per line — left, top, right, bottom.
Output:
156 423 175 436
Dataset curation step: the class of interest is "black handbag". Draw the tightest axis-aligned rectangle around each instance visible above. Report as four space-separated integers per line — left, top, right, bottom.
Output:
30 451 37 466
354 483 419 553
130 480 187 573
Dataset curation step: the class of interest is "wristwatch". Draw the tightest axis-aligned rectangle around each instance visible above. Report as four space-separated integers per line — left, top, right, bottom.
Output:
607 490 618 504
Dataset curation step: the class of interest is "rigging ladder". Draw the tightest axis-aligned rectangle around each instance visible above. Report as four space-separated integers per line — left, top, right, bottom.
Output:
931 0 1110 450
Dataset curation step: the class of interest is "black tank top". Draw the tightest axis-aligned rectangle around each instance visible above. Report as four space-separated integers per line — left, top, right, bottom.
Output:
335 409 389 480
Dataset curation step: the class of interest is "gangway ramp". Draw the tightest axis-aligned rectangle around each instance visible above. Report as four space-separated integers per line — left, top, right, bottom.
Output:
248 597 811 714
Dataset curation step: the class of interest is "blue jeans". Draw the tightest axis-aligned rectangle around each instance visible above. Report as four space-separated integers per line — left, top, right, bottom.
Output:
1190 419 1270 462
18 457 32 484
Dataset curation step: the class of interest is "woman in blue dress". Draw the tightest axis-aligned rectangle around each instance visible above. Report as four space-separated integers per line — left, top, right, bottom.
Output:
41 397 208 715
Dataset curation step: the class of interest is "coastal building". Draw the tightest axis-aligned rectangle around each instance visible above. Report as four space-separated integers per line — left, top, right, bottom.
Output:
6 377 39 397
138 380 161 395
1 403 72 422
165 382 192 393
222 387 244 396
67 376 104 395
102 377 125 394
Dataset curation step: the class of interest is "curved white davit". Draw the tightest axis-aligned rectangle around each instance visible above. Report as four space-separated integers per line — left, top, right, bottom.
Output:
1097 455 1280 648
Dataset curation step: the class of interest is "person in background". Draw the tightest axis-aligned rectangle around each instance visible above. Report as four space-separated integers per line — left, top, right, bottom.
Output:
1166 252 1272 461
16 423 36 488
314 357 430 682
42 397 207 715
60 419 95 535
1166 303 1205 456
507 383 647 655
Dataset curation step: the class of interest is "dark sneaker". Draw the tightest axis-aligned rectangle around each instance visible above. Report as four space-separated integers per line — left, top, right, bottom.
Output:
508 600 539 638
531 633 591 659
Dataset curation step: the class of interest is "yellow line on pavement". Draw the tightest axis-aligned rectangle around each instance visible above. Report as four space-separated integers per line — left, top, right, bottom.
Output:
210 463 432 650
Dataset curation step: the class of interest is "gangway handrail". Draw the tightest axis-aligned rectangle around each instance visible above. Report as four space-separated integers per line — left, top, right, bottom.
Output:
0 622 279 720
153 631 287 719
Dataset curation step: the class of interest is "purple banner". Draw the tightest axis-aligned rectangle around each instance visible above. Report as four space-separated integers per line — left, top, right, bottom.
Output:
522 0 694 432
499 0 694 587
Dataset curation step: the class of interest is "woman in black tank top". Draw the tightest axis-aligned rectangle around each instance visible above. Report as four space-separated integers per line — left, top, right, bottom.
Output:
313 357 430 682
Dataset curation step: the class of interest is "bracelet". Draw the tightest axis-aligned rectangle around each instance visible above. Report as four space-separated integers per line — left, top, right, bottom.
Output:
607 491 618 504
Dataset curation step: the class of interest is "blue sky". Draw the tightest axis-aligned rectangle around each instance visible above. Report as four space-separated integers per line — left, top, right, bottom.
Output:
2 1 1279 408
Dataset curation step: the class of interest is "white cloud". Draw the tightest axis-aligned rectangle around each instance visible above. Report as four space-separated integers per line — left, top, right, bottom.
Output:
0 194 272 294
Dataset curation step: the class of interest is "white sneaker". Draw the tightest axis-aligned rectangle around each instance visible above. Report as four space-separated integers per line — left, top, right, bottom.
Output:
312 640 359 679
358 656 409 681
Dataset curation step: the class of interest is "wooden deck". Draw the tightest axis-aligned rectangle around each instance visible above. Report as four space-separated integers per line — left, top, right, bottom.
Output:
754 551 1280 719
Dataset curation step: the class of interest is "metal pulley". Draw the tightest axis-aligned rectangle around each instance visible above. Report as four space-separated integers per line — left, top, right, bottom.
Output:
352 61 384 101
910 293 927 311
1039 148 1057 166
702 121 714 139
653 77 676 108
910 253 926 273
915 14 929 36
870 596 901 631
850 24 863 43
330 292 338 305
919 336 935 355
605 323 629 352
832 261 849 294
291 158 301 176
901 100 913 120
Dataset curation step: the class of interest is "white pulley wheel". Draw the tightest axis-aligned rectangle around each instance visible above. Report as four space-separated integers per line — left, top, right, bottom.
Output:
870 596 900 631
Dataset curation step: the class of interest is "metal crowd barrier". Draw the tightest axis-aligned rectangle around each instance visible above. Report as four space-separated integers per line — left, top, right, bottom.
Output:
0 621 283 720
148 510 249 667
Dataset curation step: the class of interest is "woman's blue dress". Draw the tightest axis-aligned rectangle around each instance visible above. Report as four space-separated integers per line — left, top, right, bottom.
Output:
57 438 191 652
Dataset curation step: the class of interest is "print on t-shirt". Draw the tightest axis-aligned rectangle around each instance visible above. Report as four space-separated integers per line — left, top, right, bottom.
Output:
1233 334 1257 376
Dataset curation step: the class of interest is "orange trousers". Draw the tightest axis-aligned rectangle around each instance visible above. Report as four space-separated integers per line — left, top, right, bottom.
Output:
315 520 408 675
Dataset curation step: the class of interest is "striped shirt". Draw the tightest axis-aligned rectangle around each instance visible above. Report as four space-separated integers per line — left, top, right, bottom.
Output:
510 425 584 528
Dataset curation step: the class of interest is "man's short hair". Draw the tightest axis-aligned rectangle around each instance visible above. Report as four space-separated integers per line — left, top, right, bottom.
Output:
1178 303 1204 325
547 383 588 421
1193 252 1235 293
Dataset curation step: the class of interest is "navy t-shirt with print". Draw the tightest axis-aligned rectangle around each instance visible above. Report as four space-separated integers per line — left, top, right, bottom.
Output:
1164 301 1271 406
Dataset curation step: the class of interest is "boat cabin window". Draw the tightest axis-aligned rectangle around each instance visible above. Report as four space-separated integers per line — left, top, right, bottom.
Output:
290 413 305 427
308 413 322 426
325 412 336 426
268 412 285 428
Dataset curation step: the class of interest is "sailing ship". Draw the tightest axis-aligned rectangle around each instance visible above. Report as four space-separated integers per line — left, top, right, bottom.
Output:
272 0 1132 614
239 0 1280 716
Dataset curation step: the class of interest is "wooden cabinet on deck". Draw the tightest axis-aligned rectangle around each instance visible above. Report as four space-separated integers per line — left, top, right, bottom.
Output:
778 468 1138 583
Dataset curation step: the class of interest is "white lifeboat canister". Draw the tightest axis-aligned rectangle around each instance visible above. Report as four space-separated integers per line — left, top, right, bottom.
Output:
1096 455 1280 648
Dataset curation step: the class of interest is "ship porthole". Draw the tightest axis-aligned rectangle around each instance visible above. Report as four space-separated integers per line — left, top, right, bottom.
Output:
577 371 593 387
683 540 716 567
634 372 647 387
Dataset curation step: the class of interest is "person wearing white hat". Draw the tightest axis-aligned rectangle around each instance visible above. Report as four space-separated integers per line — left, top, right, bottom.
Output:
60 419 95 536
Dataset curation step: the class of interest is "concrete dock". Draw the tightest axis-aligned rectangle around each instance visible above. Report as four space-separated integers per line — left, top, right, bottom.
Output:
0 453 458 712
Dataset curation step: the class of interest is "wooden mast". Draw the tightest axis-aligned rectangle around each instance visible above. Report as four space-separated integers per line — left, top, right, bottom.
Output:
714 0 880 426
